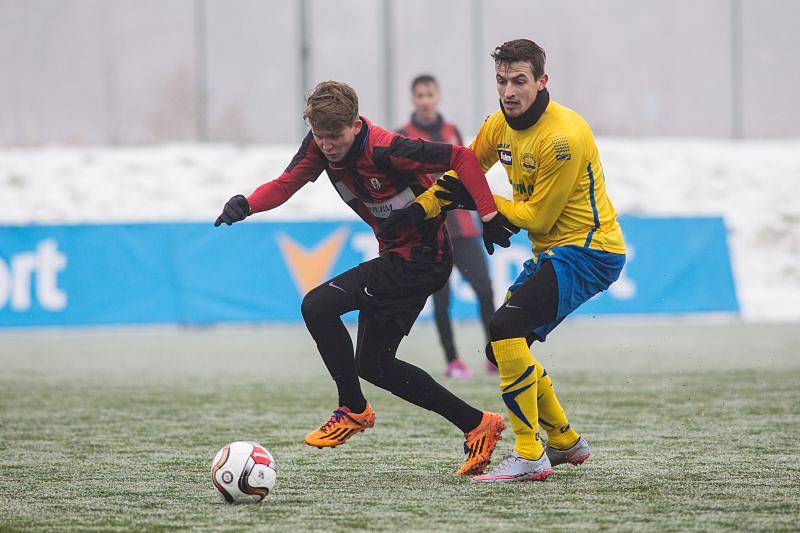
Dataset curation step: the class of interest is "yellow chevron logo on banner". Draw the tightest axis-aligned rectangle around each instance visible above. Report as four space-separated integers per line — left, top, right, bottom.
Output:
276 228 350 296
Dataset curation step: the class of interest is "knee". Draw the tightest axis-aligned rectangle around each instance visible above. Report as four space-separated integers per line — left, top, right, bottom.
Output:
355 356 382 384
484 342 497 366
488 308 525 341
300 287 328 325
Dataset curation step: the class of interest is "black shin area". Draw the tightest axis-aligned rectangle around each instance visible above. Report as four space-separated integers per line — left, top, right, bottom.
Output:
432 281 457 362
453 236 495 342
354 316 483 433
484 260 559 363
301 275 366 413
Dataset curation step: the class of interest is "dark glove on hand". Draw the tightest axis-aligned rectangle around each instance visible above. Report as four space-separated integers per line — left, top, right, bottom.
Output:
481 212 520 255
433 175 477 212
214 194 251 227
378 202 426 237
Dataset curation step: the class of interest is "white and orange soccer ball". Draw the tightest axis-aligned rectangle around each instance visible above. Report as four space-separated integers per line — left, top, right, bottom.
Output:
211 441 277 504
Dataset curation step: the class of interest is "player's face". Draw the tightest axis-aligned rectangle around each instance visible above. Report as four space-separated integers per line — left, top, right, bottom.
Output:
411 82 441 122
496 61 548 118
312 120 363 162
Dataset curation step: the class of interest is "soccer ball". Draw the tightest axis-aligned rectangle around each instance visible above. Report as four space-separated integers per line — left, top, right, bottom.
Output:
211 441 277 504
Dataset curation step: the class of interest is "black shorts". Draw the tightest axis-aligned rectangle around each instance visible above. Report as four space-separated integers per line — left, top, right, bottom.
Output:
327 252 452 335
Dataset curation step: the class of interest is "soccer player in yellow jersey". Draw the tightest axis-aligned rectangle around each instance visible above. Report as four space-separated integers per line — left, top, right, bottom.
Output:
391 39 626 482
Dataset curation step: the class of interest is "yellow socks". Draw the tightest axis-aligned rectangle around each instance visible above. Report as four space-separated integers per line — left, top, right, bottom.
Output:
492 338 581 455
491 338 544 460
536 368 580 449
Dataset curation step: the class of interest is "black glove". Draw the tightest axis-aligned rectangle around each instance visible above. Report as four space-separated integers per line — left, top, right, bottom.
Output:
378 203 426 236
433 175 476 212
481 212 519 255
214 194 251 227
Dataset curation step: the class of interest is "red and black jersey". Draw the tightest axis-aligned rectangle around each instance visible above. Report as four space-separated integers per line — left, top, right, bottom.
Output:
397 114 480 240
247 116 496 262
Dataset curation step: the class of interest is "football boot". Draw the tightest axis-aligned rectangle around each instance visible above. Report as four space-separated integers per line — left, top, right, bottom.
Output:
545 436 590 467
305 404 376 449
471 451 552 483
457 411 506 475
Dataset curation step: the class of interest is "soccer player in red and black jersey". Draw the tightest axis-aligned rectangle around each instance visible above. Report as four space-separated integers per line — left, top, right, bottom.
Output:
214 81 518 476
397 74 497 379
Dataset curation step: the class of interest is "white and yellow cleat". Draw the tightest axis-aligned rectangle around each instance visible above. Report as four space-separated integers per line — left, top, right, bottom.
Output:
471 451 552 483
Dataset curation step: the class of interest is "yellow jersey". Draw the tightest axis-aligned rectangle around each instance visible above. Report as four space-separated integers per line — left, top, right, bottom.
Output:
417 98 626 260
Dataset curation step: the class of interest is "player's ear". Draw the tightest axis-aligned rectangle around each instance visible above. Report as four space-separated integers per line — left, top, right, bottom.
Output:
353 119 363 135
536 74 549 91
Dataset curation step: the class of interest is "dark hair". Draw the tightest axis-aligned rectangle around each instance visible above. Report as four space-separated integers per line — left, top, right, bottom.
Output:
491 39 546 79
303 81 359 135
410 74 438 92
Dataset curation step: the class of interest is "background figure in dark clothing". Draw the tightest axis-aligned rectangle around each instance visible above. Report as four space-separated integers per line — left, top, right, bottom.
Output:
397 74 497 378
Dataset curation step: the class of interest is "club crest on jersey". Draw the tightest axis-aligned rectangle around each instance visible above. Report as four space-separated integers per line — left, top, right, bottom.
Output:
522 153 537 171
498 149 513 165
369 177 382 190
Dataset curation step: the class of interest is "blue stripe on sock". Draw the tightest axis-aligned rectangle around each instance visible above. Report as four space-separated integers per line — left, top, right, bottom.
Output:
502 383 535 429
502 364 536 392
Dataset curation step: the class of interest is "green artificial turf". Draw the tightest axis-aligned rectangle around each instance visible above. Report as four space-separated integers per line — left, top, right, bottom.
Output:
1 321 798 531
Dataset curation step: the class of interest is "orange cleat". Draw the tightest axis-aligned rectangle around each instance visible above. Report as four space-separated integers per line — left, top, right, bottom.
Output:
304 403 376 448
457 411 506 475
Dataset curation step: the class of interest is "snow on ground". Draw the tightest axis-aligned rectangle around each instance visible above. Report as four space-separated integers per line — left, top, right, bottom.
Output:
1 139 799 321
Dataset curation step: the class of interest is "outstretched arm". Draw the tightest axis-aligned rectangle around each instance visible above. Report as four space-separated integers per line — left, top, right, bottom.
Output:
248 132 325 213
215 132 325 226
247 171 311 214
373 133 497 219
379 122 519 254
415 115 500 219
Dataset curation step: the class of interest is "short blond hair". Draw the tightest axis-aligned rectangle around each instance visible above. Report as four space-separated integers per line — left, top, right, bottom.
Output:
303 81 359 135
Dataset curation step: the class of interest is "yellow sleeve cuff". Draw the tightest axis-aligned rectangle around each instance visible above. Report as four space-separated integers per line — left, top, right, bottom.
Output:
493 194 547 233
492 194 516 222
415 184 446 220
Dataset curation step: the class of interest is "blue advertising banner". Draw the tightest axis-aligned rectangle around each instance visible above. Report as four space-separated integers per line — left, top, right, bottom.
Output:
0 216 738 328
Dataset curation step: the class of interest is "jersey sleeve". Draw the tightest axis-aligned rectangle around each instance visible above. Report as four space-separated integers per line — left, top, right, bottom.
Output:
471 115 502 173
247 132 326 214
373 133 497 218
493 130 584 234
416 114 500 219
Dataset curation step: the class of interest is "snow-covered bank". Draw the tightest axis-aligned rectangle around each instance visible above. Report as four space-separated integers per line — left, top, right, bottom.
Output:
2 139 799 321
